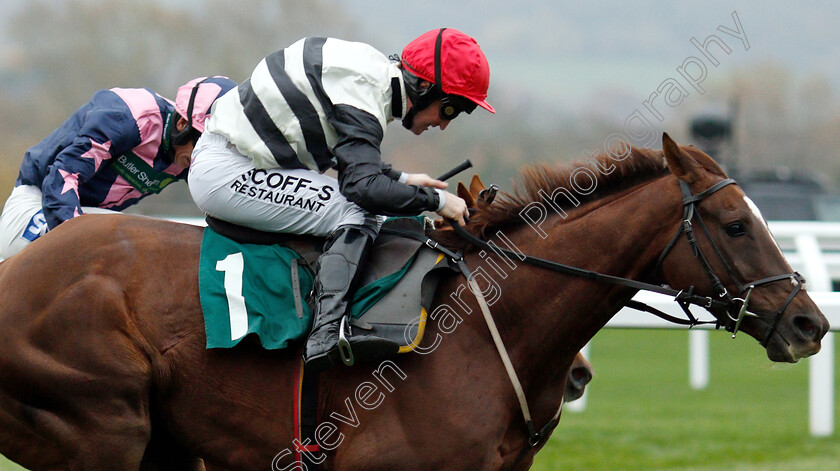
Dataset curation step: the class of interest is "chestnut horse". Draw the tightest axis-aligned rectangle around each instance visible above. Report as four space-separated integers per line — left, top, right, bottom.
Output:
0 134 828 470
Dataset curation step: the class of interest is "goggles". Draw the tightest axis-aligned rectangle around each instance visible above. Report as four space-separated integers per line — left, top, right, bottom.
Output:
440 94 477 120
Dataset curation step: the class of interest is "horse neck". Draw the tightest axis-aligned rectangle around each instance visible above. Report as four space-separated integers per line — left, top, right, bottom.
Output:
469 174 681 387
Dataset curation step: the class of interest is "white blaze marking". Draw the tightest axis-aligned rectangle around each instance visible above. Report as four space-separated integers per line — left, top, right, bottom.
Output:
744 196 767 227
744 195 785 257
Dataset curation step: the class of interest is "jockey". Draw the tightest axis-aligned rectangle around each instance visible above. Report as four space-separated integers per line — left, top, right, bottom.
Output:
0 76 237 259
188 28 494 371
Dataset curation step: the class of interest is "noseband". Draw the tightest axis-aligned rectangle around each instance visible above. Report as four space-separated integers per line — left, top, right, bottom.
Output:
656 178 806 345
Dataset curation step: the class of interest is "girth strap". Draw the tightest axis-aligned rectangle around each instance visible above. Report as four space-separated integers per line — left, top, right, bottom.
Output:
293 359 322 469
463 265 562 448
384 225 563 447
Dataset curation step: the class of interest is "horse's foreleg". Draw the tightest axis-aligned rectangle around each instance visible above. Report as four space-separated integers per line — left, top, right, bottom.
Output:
0 276 155 470
0 340 152 471
0 398 64 469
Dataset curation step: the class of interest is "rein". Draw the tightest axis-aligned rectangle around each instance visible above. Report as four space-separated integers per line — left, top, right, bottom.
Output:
449 221 728 326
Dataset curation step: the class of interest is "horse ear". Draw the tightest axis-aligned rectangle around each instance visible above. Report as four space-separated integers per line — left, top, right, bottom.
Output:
457 181 477 208
469 174 486 200
662 132 702 183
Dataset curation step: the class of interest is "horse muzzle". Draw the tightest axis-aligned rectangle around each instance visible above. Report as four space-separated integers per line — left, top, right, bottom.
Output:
740 301 828 363
564 359 594 403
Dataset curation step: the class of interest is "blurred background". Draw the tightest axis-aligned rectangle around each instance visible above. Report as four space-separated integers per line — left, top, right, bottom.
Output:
3 0 840 219
1 2 840 470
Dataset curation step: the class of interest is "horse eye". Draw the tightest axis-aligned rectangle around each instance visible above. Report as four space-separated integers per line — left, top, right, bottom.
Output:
725 222 747 237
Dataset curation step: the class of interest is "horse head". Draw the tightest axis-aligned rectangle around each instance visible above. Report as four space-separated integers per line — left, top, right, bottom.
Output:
658 133 829 362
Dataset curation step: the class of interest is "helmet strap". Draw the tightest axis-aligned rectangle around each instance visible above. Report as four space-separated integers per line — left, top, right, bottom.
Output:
401 71 442 129
171 77 209 147
401 106 419 130
401 81 444 129
160 110 176 165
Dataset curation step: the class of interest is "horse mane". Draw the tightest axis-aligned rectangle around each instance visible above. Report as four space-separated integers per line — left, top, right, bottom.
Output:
431 144 725 248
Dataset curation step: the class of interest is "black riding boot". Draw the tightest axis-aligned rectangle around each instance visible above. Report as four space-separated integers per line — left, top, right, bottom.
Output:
304 226 399 371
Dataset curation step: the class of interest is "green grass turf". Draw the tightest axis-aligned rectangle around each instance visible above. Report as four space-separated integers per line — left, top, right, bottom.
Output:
0 458 21 471
1 329 838 470
532 329 840 470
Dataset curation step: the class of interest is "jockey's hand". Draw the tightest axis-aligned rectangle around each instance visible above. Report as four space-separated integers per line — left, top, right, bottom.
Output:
436 191 469 226
404 173 447 189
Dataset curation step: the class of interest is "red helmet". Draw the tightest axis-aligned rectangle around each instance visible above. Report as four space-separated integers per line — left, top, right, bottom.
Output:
401 28 494 114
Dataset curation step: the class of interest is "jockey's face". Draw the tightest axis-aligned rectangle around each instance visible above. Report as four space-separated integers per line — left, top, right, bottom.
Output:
172 140 195 169
407 100 451 135
171 117 195 169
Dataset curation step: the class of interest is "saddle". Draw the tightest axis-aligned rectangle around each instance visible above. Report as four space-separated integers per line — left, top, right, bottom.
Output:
198 175 495 354
200 215 456 352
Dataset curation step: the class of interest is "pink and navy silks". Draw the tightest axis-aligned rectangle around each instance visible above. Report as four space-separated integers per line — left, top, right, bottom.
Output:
16 87 185 230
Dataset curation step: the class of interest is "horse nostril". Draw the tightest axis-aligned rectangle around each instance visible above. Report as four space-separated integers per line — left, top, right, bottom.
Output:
793 316 819 341
571 367 592 387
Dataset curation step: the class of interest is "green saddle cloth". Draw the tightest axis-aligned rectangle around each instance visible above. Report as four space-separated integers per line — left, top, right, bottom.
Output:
199 225 417 350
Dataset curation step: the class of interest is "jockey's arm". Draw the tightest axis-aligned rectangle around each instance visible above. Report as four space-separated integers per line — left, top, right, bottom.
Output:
40 107 138 230
331 105 444 217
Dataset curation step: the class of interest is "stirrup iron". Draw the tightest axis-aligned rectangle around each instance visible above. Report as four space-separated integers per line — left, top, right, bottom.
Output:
338 316 354 366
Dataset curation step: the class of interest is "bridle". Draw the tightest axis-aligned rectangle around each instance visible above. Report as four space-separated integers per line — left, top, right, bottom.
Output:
435 175 808 453
656 178 806 344
450 176 807 342
448 177 806 340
